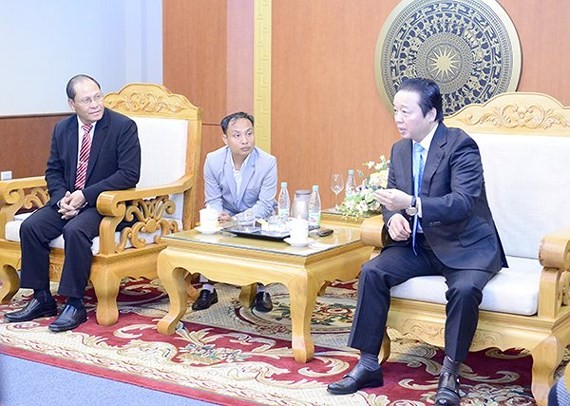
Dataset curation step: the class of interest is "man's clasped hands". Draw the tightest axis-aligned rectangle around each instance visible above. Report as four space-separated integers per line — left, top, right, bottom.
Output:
58 191 87 220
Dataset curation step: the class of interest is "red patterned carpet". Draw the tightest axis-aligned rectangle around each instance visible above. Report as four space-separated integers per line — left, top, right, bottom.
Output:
0 279 550 405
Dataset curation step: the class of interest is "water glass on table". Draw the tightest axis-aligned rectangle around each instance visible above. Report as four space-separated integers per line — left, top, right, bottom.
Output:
330 173 344 209
235 209 256 231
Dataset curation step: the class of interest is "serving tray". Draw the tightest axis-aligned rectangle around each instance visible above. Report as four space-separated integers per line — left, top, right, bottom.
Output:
222 226 290 241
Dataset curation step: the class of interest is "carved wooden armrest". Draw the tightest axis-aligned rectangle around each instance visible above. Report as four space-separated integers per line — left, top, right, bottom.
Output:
537 226 570 318
0 177 48 239
96 175 194 254
360 215 385 248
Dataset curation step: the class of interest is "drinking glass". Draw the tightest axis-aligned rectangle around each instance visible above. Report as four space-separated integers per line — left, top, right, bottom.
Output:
330 173 345 209
236 209 256 231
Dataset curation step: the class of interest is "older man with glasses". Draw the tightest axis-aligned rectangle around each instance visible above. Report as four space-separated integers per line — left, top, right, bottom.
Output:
4 74 141 332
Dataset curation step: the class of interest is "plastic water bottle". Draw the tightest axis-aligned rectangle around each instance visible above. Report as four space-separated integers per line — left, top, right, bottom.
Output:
345 169 356 198
277 181 290 221
308 184 321 228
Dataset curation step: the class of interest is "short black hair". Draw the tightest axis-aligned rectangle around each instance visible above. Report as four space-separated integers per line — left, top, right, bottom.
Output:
397 78 444 123
66 74 101 100
220 112 254 134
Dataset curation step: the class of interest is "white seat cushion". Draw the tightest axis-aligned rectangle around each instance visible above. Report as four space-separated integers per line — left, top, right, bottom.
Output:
391 256 542 316
6 213 181 255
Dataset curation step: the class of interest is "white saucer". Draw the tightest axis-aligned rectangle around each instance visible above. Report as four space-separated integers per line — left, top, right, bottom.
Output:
284 237 313 247
195 226 221 235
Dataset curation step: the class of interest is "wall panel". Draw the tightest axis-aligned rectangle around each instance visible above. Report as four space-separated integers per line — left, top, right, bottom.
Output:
271 1 397 205
269 0 570 208
502 0 570 101
162 0 229 211
0 114 68 178
3 1 568 213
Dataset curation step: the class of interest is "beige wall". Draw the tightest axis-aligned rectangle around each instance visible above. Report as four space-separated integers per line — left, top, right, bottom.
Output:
3 0 569 211
163 0 570 209
0 114 67 178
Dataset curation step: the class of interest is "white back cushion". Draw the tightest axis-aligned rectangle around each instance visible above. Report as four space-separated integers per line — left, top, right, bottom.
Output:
132 116 188 187
130 116 188 220
471 133 570 259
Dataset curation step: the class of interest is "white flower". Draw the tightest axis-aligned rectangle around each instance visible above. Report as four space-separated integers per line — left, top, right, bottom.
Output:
368 172 388 189
338 155 390 218
357 200 369 213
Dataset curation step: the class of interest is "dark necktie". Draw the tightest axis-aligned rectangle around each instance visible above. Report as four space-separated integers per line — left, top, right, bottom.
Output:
75 123 93 190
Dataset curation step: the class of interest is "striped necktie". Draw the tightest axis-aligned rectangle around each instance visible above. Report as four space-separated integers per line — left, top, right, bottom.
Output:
74 123 93 190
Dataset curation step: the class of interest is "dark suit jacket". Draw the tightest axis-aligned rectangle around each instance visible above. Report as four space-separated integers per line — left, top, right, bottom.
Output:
383 123 507 272
45 108 141 207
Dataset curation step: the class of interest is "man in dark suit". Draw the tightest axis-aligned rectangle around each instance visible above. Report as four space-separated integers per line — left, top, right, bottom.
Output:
4 74 141 332
327 78 507 405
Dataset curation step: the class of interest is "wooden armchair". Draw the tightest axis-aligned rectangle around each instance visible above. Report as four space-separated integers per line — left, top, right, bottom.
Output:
0 83 202 326
360 92 570 406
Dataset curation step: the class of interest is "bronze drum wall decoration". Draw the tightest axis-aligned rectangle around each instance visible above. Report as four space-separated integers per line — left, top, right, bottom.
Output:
375 0 521 116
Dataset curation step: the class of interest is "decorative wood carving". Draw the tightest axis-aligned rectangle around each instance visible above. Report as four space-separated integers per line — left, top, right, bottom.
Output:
448 92 570 135
104 83 201 120
118 196 180 251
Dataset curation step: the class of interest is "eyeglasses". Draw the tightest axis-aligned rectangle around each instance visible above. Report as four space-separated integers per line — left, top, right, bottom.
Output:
75 93 104 106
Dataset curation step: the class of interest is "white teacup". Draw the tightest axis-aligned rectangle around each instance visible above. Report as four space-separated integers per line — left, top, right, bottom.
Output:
289 218 309 243
199 207 219 231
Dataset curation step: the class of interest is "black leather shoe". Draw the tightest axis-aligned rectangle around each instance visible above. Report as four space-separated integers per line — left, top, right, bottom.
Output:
48 304 87 332
435 372 461 405
254 291 273 312
4 298 58 322
192 289 218 311
327 363 384 395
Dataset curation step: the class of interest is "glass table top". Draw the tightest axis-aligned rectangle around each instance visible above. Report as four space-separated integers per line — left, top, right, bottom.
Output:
163 223 362 257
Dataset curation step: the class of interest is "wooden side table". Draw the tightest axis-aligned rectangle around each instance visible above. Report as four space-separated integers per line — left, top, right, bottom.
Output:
156 222 372 362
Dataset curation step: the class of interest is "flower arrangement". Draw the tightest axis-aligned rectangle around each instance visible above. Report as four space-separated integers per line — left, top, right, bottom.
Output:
337 155 390 218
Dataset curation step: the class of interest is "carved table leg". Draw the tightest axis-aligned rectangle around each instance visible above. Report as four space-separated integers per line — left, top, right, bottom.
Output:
318 281 331 296
239 283 257 308
157 250 190 335
184 273 199 302
287 274 320 363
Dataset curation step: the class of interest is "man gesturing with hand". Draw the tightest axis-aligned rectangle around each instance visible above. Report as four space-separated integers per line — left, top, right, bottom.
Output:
328 78 506 405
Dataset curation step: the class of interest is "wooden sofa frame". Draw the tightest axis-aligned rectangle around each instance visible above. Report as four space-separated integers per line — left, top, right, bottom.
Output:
0 83 202 326
360 92 570 405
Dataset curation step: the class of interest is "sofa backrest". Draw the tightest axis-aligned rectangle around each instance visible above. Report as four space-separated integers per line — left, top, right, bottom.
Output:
129 116 189 220
104 83 202 228
470 132 569 259
132 117 189 188
446 92 570 259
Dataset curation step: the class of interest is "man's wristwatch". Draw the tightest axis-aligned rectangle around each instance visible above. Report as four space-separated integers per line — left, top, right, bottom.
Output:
405 196 418 216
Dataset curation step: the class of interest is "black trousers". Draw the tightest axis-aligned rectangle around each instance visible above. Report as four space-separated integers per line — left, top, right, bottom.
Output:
19 205 102 298
348 235 495 362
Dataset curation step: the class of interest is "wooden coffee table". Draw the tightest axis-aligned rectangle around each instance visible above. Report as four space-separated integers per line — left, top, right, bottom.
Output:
156 222 372 362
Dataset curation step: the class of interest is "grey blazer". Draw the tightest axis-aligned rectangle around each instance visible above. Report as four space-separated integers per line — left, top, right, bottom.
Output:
203 146 277 218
